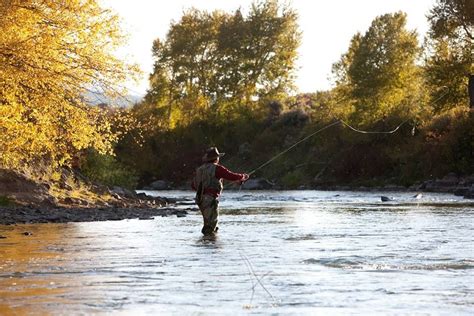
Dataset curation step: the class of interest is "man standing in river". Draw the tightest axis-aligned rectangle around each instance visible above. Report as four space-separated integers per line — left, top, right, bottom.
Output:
192 147 249 236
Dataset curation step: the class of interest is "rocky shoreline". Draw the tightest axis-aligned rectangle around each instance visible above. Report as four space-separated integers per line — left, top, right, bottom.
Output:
0 205 190 226
0 168 196 226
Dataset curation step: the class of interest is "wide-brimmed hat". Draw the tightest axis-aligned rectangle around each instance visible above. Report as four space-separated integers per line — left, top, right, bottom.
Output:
202 147 225 162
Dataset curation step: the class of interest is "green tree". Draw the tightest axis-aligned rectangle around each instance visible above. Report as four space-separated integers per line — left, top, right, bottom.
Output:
424 0 473 112
332 12 424 124
428 0 473 40
146 0 300 126
218 1 300 102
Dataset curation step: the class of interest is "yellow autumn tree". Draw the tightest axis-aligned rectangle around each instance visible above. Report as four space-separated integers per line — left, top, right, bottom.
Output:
0 0 138 170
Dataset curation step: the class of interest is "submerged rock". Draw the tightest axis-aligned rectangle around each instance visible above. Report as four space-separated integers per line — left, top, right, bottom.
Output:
464 185 474 199
136 192 148 199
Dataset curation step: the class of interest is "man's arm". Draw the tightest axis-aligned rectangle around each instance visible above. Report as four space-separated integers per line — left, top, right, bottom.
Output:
215 165 249 182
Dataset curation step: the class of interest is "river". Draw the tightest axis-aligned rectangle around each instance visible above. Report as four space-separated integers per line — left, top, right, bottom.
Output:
0 190 473 314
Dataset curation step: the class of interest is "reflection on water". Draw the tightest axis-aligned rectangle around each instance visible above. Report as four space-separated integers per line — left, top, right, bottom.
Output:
0 190 473 314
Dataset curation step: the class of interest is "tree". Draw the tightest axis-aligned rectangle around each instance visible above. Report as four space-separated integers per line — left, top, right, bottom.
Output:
332 12 424 124
424 0 473 113
0 0 138 169
428 0 473 40
218 1 300 101
146 0 300 126
147 9 224 126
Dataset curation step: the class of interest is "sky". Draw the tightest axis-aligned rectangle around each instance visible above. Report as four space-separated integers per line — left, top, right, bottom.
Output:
102 0 437 97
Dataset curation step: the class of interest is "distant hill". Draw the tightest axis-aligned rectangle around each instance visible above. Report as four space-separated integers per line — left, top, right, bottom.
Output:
83 91 143 108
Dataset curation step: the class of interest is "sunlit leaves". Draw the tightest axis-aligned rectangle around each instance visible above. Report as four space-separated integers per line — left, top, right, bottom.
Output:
0 0 138 169
424 0 473 113
332 12 424 124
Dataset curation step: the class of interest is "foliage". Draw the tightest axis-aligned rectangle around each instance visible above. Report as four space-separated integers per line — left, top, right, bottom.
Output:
393 106 473 179
146 0 300 126
118 5 473 189
0 0 138 170
81 150 138 189
280 169 307 188
427 0 473 40
0 195 13 206
423 0 473 113
332 12 425 125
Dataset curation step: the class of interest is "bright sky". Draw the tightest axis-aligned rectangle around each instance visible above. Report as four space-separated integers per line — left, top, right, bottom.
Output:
102 0 437 96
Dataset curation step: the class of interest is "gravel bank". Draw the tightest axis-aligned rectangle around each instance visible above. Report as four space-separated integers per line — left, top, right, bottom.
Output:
0 206 191 225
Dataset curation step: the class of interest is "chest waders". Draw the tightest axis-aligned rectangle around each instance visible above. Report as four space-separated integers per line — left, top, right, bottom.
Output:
194 163 223 235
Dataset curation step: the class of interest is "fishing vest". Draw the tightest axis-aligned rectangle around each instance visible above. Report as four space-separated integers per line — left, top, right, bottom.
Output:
194 163 223 202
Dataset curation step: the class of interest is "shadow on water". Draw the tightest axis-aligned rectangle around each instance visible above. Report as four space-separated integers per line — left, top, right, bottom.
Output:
195 234 220 247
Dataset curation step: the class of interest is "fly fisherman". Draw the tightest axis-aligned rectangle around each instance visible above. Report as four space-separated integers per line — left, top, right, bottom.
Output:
192 147 249 236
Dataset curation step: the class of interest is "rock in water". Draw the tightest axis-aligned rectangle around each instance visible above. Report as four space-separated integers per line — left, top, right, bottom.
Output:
413 193 423 199
381 196 392 202
149 180 170 190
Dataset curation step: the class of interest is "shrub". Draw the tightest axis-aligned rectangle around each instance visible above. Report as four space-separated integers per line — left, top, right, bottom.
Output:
0 195 13 207
81 150 138 189
274 109 310 128
280 169 307 188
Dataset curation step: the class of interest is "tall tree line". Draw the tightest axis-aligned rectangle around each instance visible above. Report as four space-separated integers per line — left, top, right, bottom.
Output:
142 0 300 127
122 0 472 185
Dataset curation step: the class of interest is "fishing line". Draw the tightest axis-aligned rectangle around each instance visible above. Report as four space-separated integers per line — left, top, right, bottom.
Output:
223 86 451 188
224 118 411 189
245 118 408 177
339 119 408 134
239 251 278 306
242 86 451 177
246 120 341 176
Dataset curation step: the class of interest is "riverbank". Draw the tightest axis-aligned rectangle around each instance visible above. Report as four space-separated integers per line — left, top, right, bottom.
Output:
0 205 189 226
0 168 193 225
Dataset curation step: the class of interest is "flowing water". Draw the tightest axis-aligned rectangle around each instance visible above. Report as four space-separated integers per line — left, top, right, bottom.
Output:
0 190 473 315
